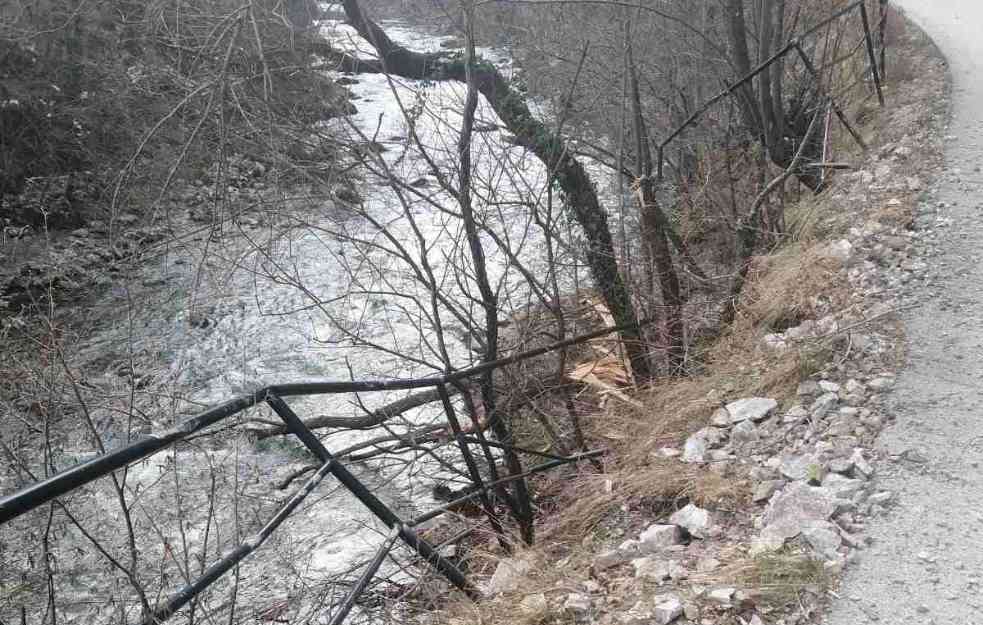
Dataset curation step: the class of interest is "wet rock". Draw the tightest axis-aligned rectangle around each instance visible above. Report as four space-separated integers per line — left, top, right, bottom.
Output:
670 503 712 538
331 183 362 205
639 524 682 552
439 36 465 48
725 397 778 423
188 311 212 329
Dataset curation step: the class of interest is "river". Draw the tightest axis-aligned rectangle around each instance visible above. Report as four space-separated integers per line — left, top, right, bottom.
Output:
5 12 611 625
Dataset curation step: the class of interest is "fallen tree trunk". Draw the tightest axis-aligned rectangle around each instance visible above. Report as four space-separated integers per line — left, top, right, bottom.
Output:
333 0 652 380
252 386 457 439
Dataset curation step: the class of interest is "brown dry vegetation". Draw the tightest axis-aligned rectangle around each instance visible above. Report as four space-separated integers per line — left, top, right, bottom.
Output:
417 11 945 624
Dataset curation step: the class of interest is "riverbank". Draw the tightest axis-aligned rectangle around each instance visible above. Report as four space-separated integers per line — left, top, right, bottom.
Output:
0 4 949 625
428 11 950 625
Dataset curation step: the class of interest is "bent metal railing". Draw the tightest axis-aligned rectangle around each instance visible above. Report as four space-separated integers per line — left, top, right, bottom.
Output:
655 0 889 180
0 323 622 625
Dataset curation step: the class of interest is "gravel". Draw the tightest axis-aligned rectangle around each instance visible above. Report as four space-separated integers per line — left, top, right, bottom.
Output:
823 2 983 623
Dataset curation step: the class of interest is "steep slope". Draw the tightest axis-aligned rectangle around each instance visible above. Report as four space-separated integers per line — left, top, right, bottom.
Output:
824 2 983 624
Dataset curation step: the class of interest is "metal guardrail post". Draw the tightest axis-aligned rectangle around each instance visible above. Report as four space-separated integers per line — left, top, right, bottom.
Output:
265 392 480 599
879 0 889 78
144 459 336 624
860 3 886 106
327 527 402 625
0 394 264 525
407 449 604 528
435 384 511 552
794 42 868 152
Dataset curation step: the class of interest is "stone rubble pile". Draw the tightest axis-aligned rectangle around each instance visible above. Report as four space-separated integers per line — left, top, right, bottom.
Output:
473 38 948 625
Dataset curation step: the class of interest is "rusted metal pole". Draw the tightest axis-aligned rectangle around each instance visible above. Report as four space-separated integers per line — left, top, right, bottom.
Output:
879 0 889 78
327 528 401 625
656 40 795 180
436 384 511 552
144 460 336 624
408 449 604 527
0 318 655 526
794 43 868 151
266 393 479 599
860 3 885 106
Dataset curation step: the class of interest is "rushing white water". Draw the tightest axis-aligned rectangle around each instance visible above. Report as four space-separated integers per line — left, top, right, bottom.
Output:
34 13 603 624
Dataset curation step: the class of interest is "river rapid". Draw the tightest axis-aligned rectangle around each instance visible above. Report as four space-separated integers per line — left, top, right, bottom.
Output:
3 11 624 625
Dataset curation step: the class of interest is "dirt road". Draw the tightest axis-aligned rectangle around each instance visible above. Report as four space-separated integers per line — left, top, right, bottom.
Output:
823 2 983 624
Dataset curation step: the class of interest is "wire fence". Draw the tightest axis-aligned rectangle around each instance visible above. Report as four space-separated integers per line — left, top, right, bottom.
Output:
0 321 615 625
0 3 894 623
656 0 889 180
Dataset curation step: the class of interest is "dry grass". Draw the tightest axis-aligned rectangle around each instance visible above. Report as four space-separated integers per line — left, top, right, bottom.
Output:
717 552 830 608
428 194 860 625
429 12 946 625
428 221 856 623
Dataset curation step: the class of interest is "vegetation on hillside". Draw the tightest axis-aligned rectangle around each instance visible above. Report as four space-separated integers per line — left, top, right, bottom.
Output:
0 1 909 624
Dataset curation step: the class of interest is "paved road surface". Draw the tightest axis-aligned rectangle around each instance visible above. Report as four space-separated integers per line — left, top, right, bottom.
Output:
823 2 983 624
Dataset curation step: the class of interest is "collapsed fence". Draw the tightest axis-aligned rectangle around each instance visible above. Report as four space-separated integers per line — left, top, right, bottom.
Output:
0 318 637 625
656 0 889 181
0 3 895 623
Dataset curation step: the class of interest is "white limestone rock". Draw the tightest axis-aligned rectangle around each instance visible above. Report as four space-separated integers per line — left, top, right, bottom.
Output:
726 397 778 423
669 503 712 539
638 524 682 552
